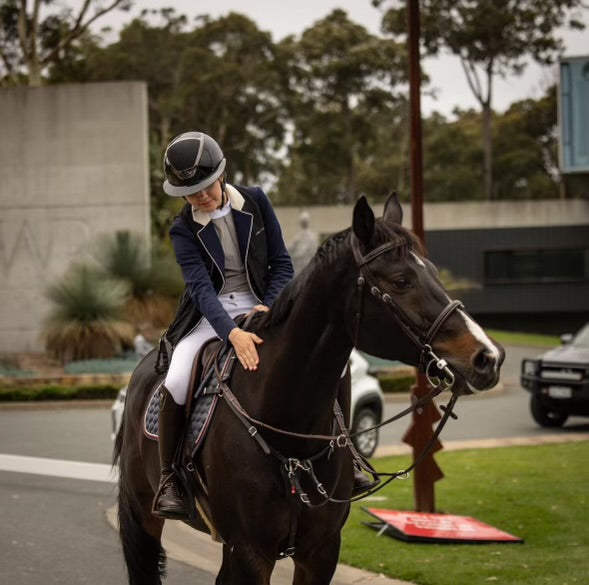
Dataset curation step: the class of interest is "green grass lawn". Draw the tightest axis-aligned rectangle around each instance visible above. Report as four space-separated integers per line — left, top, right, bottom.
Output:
486 330 560 348
341 442 588 585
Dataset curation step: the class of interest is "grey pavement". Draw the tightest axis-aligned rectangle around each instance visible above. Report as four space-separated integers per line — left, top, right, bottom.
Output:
105 506 413 585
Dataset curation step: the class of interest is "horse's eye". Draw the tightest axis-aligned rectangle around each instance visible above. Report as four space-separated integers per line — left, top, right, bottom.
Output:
392 277 412 291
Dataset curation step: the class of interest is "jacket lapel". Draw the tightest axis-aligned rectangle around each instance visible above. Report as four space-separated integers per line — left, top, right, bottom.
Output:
232 209 253 260
197 223 225 274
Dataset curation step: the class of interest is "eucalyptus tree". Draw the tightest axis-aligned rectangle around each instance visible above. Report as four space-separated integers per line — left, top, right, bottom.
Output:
72 9 287 238
375 0 586 200
275 9 407 205
184 13 289 186
422 109 484 201
0 0 131 86
493 85 559 200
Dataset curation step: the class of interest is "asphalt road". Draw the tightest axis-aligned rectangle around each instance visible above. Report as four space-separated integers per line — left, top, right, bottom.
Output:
1 344 588 585
375 342 589 453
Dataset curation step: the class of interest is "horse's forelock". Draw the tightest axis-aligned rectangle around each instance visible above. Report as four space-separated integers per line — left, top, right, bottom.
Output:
373 218 425 259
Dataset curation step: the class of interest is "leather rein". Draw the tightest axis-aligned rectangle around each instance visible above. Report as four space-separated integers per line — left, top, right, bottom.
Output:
204 236 468 558
212 234 465 473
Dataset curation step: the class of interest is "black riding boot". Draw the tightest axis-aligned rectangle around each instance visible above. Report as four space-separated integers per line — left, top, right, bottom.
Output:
336 372 379 496
352 464 379 496
152 387 188 518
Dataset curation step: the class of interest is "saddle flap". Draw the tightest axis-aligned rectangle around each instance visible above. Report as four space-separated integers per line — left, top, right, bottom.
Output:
185 337 225 415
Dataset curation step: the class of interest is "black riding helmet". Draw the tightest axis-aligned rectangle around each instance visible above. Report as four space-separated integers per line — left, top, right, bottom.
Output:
163 131 226 197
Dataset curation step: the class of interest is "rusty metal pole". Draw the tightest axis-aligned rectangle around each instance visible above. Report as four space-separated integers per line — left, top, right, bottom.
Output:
402 0 444 513
407 0 424 243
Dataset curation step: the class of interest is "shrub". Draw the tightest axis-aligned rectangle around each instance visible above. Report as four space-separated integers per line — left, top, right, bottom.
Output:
378 372 415 393
0 385 120 402
41 264 134 363
93 231 183 328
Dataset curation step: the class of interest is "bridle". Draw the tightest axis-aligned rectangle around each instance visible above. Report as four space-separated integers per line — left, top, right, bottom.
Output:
351 234 464 390
195 233 469 537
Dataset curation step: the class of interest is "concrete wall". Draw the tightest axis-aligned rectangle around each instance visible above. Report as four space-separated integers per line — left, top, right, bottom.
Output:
0 82 150 352
274 199 589 245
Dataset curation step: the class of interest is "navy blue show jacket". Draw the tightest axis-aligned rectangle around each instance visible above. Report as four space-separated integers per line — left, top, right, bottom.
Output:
164 184 294 348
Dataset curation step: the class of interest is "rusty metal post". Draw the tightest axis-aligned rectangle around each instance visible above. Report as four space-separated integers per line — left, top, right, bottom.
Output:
403 0 444 513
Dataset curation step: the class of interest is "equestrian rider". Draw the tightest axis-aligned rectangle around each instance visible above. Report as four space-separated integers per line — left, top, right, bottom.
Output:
153 131 294 517
154 131 375 518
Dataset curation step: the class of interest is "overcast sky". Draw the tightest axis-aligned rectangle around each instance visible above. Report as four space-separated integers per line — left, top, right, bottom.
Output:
91 0 589 117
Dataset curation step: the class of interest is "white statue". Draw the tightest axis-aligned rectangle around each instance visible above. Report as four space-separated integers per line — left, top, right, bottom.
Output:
288 210 319 275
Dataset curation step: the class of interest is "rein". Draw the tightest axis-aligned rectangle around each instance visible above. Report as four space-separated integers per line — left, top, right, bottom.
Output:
199 234 469 550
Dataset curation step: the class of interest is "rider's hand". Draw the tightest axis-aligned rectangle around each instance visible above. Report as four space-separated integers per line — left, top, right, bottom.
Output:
228 327 264 371
249 304 269 315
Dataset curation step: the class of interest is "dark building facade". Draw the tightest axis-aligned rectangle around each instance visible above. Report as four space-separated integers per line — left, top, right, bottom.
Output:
278 199 589 335
426 224 589 335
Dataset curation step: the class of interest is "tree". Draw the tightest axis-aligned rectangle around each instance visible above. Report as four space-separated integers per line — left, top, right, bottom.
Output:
0 0 131 86
275 9 407 205
422 86 560 201
423 109 484 201
493 85 559 199
54 9 288 238
376 0 586 200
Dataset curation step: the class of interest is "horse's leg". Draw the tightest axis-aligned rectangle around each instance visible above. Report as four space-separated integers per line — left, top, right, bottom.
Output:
292 536 341 585
117 434 166 585
215 545 231 585
215 543 275 585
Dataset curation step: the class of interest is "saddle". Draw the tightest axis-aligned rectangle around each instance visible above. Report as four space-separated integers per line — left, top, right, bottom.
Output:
143 337 227 448
144 326 242 539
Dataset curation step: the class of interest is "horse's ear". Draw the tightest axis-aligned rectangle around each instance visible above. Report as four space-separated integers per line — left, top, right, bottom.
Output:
353 196 375 245
383 191 403 225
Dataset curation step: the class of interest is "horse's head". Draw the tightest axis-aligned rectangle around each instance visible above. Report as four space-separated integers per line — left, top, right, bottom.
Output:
349 193 504 393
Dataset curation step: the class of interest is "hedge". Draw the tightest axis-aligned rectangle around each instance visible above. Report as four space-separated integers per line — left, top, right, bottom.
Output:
0 373 415 402
377 373 415 394
0 384 120 402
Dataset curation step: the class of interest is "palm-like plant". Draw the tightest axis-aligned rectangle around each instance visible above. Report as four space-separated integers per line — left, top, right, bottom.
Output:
93 231 184 327
42 265 134 363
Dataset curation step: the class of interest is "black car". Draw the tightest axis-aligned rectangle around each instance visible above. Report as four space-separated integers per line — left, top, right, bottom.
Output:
521 323 589 427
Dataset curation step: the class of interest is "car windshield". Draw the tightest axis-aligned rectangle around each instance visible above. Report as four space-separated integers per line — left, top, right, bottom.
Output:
572 324 589 348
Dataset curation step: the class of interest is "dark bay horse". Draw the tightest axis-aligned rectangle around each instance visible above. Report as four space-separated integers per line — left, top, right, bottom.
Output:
114 194 504 584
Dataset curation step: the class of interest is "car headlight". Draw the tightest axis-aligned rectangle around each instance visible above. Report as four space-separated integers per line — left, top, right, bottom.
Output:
522 360 537 376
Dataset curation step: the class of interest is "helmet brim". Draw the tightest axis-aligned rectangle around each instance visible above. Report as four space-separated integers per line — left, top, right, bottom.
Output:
163 159 226 197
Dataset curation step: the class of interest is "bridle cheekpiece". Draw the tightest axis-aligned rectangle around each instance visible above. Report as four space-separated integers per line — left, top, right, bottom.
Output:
351 234 463 391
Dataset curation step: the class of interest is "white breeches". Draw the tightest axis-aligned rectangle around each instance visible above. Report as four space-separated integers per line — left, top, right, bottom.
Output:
164 291 258 405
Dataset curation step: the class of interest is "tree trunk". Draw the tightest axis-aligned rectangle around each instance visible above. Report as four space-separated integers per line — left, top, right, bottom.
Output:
482 100 493 200
28 61 42 86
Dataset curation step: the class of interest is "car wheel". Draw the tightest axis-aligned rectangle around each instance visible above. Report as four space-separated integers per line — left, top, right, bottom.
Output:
352 407 379 458
530 395 568 428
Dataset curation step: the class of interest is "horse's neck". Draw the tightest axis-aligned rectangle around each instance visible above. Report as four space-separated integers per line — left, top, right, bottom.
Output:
262 255 355 414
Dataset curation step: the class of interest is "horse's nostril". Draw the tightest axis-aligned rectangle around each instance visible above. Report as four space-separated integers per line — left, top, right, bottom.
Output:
473 348 493 372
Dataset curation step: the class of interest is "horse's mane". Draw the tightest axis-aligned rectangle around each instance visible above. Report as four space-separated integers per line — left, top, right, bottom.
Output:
255 217 424 332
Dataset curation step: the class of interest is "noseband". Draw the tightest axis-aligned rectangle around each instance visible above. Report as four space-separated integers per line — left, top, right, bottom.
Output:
351 235 463 390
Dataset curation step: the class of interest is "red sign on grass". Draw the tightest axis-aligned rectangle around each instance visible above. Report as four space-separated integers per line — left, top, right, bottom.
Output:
363 508 523 544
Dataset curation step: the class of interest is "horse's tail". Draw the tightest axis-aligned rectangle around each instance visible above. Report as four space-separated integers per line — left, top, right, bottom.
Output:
113 398 167 585
112 412 124 469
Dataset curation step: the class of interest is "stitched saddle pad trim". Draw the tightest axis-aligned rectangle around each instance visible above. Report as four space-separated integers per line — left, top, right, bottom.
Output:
143 386 219 453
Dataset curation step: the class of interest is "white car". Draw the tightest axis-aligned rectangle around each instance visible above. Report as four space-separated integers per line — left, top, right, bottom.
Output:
348 350 385 458
112 349 385 458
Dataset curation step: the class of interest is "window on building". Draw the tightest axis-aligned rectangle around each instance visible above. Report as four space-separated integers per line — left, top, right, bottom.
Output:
485 248 589 283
